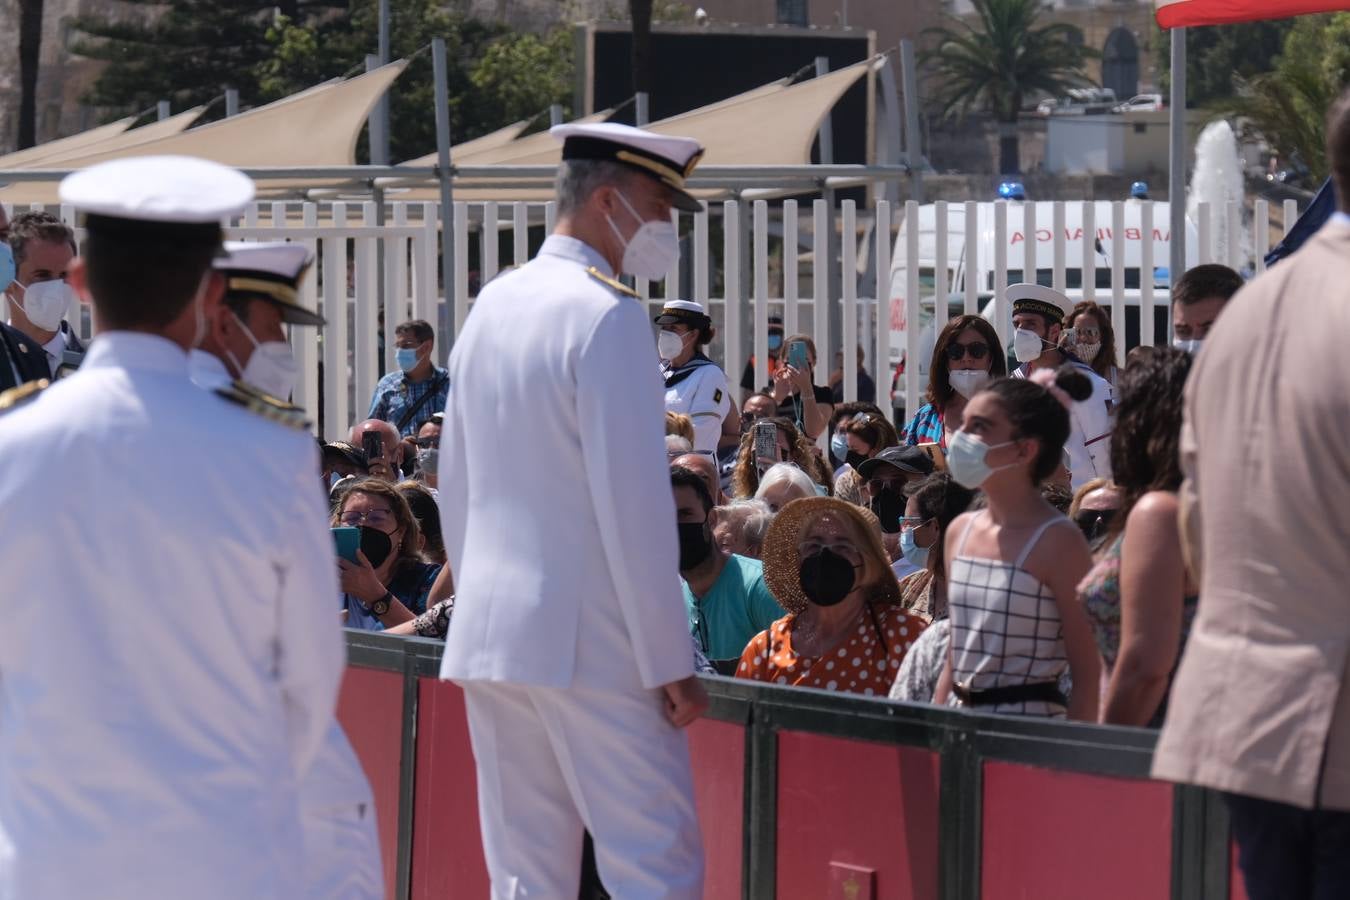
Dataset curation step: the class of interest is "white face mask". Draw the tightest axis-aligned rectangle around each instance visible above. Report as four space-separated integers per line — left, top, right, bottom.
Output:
948 369 991 399
190 271 212 350
12 278 74 332
229 310 298 400
1075 341 1101 363
1173 337 1203 355
657 329 689 362
1013 327 1049 363
946 430 1019 489
607 190 679 280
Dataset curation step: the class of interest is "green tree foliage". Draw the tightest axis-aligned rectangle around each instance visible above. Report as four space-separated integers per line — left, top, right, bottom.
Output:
73 0 575 162
1153 20 1295 107
1225 13 1350 183
70 1 343 115
922 0 1095 174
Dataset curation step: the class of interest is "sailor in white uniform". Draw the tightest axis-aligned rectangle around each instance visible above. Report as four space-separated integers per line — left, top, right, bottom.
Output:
188 242 383 900
0 156 346 900
657 299 730 454
1006 283 1114 489
438 122 710 899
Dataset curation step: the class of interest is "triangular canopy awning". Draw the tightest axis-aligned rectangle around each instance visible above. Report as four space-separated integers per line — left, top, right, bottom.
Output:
31 107 205 167
0 118 134 169
0 63 407 205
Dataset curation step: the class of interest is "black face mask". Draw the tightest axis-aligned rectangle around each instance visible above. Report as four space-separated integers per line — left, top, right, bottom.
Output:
870 487 906 534
798 548 858 607
359 526 394 569
677 521 713 571
845 450 869 470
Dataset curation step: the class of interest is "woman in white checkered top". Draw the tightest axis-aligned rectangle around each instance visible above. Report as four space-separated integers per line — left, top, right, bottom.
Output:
934 366 1102 721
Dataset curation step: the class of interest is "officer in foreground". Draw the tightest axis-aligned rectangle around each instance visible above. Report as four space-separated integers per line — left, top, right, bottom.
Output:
188 241 383 899
0 156 345 900
438 122 708 898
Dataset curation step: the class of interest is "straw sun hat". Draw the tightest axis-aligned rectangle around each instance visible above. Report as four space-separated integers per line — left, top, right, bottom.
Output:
761 496 903 615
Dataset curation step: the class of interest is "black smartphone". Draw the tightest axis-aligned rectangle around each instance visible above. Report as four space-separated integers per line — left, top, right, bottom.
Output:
361 431 384 462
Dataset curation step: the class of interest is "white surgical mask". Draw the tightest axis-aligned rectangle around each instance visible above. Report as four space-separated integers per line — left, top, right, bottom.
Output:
1013 328 1049 363
229 310 298 400
1173 337 1203 355
607 190 679 280
12 278 74 332
657 329 688 362
899 525 932 569
948 369 991 399
947 430 1019 489
1075 341 1101 363
417 447 439 478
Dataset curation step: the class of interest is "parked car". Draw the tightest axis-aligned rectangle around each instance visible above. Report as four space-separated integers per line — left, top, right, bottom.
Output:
1113 93 1165 113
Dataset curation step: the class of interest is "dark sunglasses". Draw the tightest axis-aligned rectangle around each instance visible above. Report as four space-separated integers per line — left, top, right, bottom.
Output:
1074 509 1116 540
946 341 990 362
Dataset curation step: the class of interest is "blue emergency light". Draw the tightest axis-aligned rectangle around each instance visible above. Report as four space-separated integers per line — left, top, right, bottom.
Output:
1131 181 1149 199
997 181 1027 200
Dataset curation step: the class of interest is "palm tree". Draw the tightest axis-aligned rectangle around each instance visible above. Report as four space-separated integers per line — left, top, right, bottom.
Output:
923 0 1096 175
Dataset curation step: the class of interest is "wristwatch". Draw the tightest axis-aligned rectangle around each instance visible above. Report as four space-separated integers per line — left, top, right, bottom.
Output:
368 592 393 617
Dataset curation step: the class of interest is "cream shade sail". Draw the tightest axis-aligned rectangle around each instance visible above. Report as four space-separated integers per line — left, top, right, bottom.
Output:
0 119 134 169
0 63 407 205
32 107 205 167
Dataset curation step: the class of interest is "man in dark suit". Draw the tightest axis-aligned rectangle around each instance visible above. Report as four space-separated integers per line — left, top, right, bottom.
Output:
0 321 48 391
5 211 83 378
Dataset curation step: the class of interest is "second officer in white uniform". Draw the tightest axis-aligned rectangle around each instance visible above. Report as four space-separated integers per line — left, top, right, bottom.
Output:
0 157 345 900
188 242 383 900
439 122 710 899
656 299 730 454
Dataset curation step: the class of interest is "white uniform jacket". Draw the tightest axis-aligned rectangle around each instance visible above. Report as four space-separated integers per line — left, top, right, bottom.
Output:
439 234 694 692
1014 358 1113 490
663 356 730 453
0 333 345 900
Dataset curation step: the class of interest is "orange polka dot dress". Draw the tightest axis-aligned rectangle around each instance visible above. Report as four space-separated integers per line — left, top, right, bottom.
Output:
735 604 927 696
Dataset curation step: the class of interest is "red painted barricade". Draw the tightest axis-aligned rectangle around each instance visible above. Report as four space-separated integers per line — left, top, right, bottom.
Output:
981 761 1173 900
336 666 405 900
776 732 941 899
688 718 748 896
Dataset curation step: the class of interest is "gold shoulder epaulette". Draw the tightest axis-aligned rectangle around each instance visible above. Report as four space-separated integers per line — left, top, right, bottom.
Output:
214 380 311 431
0 378 49 412
587 266 641 299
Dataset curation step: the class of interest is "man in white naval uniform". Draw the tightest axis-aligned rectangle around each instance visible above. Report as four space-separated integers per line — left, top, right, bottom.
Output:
1006 283 1114 489
188 242 383 900
0 157 345 900
438 122 710 898
657 299 731 454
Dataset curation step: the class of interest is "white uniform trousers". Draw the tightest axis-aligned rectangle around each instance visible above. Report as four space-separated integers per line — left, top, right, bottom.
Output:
462 681 704 900
301 801 384 900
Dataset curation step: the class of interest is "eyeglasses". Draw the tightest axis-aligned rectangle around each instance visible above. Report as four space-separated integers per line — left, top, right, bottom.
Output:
339 508 395 528
413 435 439 448
1074 509 1116 541
946 341 990 361
867 476 908 494
898 516 933 533
798 539 862 565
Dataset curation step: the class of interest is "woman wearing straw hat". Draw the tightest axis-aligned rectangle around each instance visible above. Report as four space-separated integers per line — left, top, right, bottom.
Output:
735 497 928 695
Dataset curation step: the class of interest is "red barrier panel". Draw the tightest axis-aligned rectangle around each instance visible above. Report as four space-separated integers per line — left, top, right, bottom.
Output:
981 761 1172 900
776 732 942 900
1231 841 1248 900
337 666 405 900
409 677 490 900
687 718 746 896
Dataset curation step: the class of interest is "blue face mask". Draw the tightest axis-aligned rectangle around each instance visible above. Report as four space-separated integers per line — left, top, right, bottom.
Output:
395 346 420 373
829 432 849 465
0 244 14 293
899 524 933 569
768 333 783 352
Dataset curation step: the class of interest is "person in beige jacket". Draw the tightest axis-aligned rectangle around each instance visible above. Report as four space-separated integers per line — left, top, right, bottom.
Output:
1153 91 1350 900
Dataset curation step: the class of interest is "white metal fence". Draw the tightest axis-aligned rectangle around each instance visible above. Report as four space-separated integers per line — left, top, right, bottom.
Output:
8 194 1299 438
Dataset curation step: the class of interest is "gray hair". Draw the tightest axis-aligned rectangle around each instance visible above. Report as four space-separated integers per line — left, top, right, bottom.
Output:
665 434 693 455
755 462 818 500
715 498 774 557
555 159 634 218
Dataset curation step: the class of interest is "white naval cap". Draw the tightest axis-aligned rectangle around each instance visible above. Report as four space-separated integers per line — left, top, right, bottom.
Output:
654 299 712 327
551 122 704 212
1007 282 1074 324
60 155 254 245
214 241 322 327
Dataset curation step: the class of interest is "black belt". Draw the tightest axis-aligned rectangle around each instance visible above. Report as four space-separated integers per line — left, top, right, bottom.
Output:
953 680 1066 708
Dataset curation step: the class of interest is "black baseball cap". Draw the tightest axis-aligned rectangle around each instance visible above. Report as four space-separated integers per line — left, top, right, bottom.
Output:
856 446 935 480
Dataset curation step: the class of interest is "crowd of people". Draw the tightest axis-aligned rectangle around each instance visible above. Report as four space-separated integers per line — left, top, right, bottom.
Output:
3 100 1348 900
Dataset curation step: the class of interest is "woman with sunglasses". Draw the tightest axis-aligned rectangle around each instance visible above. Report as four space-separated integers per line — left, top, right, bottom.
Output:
332 480 442 631
901 315 1007 451
1061 301 1120 400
